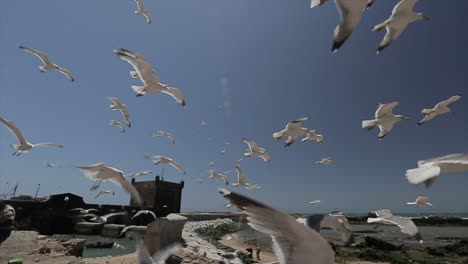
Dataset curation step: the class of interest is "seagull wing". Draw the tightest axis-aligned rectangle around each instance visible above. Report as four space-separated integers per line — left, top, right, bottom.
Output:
18 45 53 66
392 0 419 15
33 143 63 148
135 0 145 10
235 165 246 184
0 116 28 145
120 108 131 127
375 102 399 118
57 66 74 81
406 164 441 187
332 0 367 52
161 86 186 107
242 138 258 151
114 50 159 84
259 153 271 163
377 24 405 54
434 95 462 109
110 173 143 207
386 215 421 238
164 132 175 144
143 11 152 24
286 117 307 130
168 160 186 175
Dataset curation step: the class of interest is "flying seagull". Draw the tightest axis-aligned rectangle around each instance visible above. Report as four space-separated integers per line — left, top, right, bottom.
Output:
305 211 354 245
95 190 115 198
194 178 203 183
201 120 208 126
317 157 333 165
108 97 131 127
242 138 270 163
362 102 410 140
134 0 151 24
232 165 249 187
373 0 429 54
0 116 63 156
109 120 126 133
311 0 329 8
219 188 335 264
301 130 324 144
76 163 143 207
367 209 422 241
114 48 186 107
18 45 74 81
245 184 261 191
131 210 157 220
43 161 57 168
208 170 229 185
406 195 432 207
406 154 468 188
309 200 321 205
126 170 152 178
417 94 463 125
273 117 309 148
147 155 186 175
152 131 175 144
209 161 215 167
332 0 375 53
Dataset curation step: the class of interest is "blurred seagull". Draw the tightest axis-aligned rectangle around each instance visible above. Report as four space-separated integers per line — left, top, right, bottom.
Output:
317 157 333 165
332 0 375 53
417 94 463 125
76 163 143 207
0 116 63 156
311 0 329 8
406 195 432 207
242 138 270 163
309 200 321 205
367 209 422 241
406 154 468 188
373 0 429 54
18 45 74 81
209 161 215 167
218 250 240 264
126 170 152 178
108 97 131 127
43 161 57 168
109 120 126 133
232 165 249 187
194 178 203 183
273 117 309 148
147 155 186 175
362 102 410 140
95 190 115 198
219 188 335 264
208 170 229 185
201 120 208 126
152 130 175 144
301 130 324 144
134 0 151 24
245 184 261 191
132 210 157 220
305 211 354 245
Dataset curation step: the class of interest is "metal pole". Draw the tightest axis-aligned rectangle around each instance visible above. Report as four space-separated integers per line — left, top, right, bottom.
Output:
34 184 40 198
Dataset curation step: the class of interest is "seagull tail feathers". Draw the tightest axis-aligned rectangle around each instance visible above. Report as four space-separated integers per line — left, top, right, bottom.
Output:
362 119 377 129
132 85 146 96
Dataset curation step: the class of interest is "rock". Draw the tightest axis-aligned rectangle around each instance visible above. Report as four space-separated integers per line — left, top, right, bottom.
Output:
61 238 86 258
0 231 39 256
427 239 468 257
101 224 126 238
74 222 104 235
364 236 399 251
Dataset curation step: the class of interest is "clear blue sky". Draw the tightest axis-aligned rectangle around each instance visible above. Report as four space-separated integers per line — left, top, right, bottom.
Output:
1 0 467 214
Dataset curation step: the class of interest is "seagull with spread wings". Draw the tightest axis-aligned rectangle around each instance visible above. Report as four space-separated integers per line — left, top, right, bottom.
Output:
109 120 126 133
18 45 74 81
273 117 310 148
152 130 175 144
418 94 463 125
232 165 249 188
242 138 270 163
147 155 186 175
208 170 229 185
126 170 152 178
407 195 432 207
362 102 410 140
108 97 131 127
317 157 333 165
367 209 422 241
301 130 324 144
134 0 152 24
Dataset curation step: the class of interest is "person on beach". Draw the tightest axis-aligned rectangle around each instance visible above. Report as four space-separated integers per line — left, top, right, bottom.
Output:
256 245 261 260
0 201 15 241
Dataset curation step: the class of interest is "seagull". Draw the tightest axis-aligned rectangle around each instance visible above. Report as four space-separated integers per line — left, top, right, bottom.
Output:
152 131 175 144
407 195 432 207
109 120 126 133
76 163 143 207
114 49 186 107
113 242 126 250
317 157 333 165
311 0 329 8
95 190 115 198
43 161 57 168
0 116 63 156
362 102 410 140
219 188 335 264
147 155 186 175
309 200 321 205
218 250 240 264
301 130 324 144
417 94 463 125
367 209 422 241
232 165 249 188
245 184 261 191
18 45 74 81
373 0 429 54
208 170 229 185
193 178 203 183
134 0 151 24
108 97 131 127
332 0 375 53
209 161 215 167
126 170 152 178
201 120 208 126
242 138 270 162
131 210 157 220
406 154 468 188
305 211 354 245
273 117 309 148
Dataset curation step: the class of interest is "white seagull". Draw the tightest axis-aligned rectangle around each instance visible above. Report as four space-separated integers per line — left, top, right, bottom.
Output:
114 49 186 107
134 0 152 24
147 155 186 175
208 170 229 185
373 0 429 54
43 161 57 168
108 97 131 127
362 102 410 140
95 190 115 198
301 130 324 144
232 165 249 187
417 94 463 125
219 188 335 264
406 154 468 188
242 138 270 163
109 120 126 133
193 178 203 183
201 120 208 126
311 0 329 9
152 130 175 144
76 163 143 207
131 210 157 220
246 184 261 191
332 0 375 53
209 161 215 167
0 116 63 156
367 209 422 241
406 195 432 207
309 200 321 205
273 117 309 148
305 211 354 245
18 45 74 81
126 170 152 178
317 157 333 165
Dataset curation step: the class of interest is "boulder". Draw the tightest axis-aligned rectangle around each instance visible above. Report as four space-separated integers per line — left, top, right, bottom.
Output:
101 224 126 238
74 222 104 235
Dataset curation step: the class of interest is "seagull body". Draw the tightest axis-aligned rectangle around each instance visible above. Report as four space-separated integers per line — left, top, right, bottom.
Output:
193 178 203 183
0 116 63 156
95 190 115 198
109 120 126 133
108 97 131 127
127 170 152 178
301 130 324 144
332 0 375 53
406 154 468 188
367 209 422 240
305 211 353 245
232 165 249 187
131 210 157 220
407 195 432 207
18 45 74 81
309 200 321 205
134 0 151 24
418 94 463 125
148 155 186 175
273 117 309 148
114 49 186 107
43 161 57 168
152 130 175 144
76 163 143 207
362 102 410 140
242 138 270 162
208 170 229 185
373 0 429 54
317 157 333 165
219 188 335 264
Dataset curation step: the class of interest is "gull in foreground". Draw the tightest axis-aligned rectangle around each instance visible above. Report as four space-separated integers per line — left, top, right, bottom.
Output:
309 200 321 205
76 163 143 207
273 117 310 148
18 45 74 81
108 97 131 127
373 0 429 54
406 154 468 188
417 94 463 125
193 178 203 183
137 220 182 264
0 116 63 156
218 250 241 264
208 170 229 185
114 48 186 107
219 188 335 264
43 161 57 168
95 190 115 198
232 165 249 187
362 102 410 140
301 130 324 144
126 170 152 178
147 155 186 175
406 195 432 207
367 209 422 241
134 0 151 24
332 0 375 53
317 157 333 165
305 211 354 245
152 130 175 144
131 210 156 220
109 120 126 133
242 138 270 162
